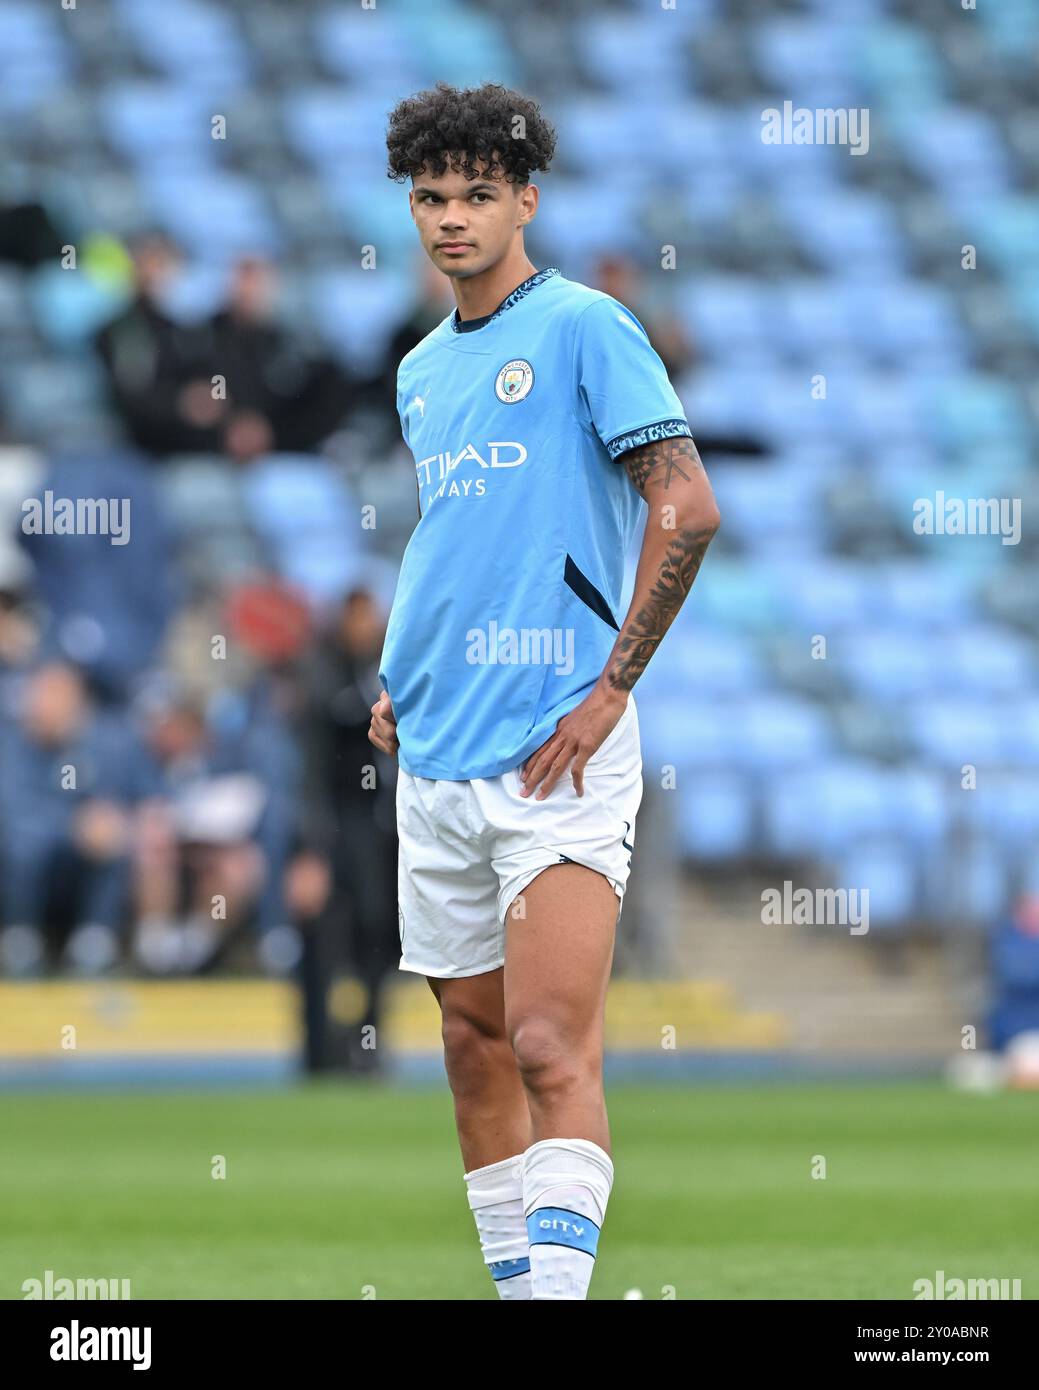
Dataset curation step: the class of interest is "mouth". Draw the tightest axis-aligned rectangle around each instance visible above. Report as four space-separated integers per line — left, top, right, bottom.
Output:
437 242 473 254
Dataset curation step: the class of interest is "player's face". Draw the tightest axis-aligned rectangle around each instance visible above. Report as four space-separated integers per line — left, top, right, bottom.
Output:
409 161 525 277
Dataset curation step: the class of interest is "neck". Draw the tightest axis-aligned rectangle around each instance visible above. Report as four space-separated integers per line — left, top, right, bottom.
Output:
452 247 538 322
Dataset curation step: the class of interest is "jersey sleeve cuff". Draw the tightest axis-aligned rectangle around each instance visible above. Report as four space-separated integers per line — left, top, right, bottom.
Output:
604 417 692 461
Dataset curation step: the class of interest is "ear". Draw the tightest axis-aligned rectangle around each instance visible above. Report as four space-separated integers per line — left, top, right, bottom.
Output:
519 182 539 226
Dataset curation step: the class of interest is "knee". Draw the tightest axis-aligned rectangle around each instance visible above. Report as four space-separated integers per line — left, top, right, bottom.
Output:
440 1008 511 1098
509 1015 590 1096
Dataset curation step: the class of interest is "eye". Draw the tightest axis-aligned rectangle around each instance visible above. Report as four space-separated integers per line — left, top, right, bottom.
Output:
471 192 490 203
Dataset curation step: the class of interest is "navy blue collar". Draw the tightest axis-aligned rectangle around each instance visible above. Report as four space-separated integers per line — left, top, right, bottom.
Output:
450 266 560 333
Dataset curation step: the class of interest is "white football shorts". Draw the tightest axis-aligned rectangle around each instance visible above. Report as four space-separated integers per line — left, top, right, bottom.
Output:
395 694 643 978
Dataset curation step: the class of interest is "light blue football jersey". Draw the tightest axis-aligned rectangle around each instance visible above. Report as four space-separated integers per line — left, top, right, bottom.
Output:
378 266 692 780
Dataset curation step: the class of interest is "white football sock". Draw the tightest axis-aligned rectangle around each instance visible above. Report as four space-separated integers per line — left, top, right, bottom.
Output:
523 1138 614 1300
464 1153 532 1299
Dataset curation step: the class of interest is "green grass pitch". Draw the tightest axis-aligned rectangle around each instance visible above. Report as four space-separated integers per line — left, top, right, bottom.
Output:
2 1081 1036 1300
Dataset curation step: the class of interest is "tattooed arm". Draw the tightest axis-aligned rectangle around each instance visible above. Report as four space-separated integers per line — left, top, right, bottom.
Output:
520 434 720 799
603 434 719 694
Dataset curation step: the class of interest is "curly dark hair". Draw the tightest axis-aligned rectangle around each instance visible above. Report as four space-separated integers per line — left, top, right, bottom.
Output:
386 81 556 185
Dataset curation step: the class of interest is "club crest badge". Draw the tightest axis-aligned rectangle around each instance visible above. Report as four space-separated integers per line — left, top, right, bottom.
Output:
495 359 534 403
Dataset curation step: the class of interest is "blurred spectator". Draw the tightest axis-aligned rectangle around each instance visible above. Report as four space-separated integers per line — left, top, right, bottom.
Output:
210 583 309 971
205 256 352 462
132 686 269 976
0 663 143 976
592 251 767 460
593 252 696 381
94 233 225 458
0 584 36 680
989 896 1039 1052
0 453 39 705
291 587 398 1074
0 199 64 268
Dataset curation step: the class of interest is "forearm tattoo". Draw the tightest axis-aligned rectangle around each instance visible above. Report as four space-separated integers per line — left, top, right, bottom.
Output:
607 434 715 694
621 435 703 495
606 526 715 693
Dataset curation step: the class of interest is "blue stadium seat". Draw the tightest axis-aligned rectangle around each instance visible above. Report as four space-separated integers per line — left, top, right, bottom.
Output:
283 89 395 176
853 22 947 107
243 457 364 604
730 693 835 773
323 176 418 261
765 762 951 860
1015 699 1039 767
738 98 849 188
659 101 745 186
690 558 786 633
680 164 752 226
113 0 250 90
312 6 415 86
881 561 977 629
156 457 267 586
896 107 1012 195
753 19 853 106
779 559 876 631
401 3 516 88
77 169 150 239
709 464 828 551
30 265 127 348
157 456 250 538
1019 854 1039 899
307 268 411 369
0 1 70 115
100 82 217 165
0 358 107 442
756 368 857 442
679 368 773 439
841 629 940 703
652 620 767 696
974 197 1039 277
772 277 864 362
939 626 1036 697
518 179 646 260
855 280 967 367
678 276 774 361
833 840 919 931
244 456 354 527
779 191 907 279
1009 271 1039 345
844 369 926 448
909 697 1015 767
917 373 1032 455
677 772 755 860
886 766 950 850
763 760 891 858
629 0 716 24
144 170 281 260
978 0 1039 56
544 99 657 177
963 773 1039 848
579 17 692 95
636 698 741 773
